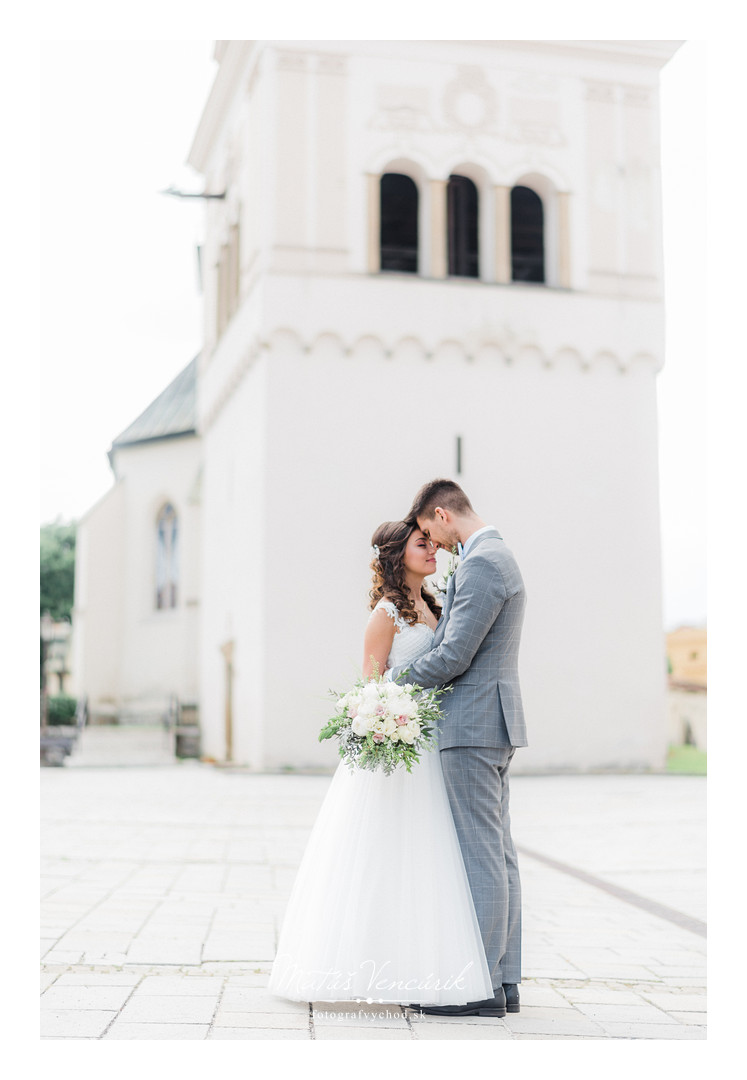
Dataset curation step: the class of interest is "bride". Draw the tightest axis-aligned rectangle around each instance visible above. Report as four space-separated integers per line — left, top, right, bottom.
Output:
268 520 494 1007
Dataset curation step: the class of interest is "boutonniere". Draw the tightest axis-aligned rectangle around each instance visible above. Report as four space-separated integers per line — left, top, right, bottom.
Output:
435 546 460 595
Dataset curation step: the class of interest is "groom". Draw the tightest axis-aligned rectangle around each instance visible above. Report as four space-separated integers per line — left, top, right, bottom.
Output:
388 478 527 1018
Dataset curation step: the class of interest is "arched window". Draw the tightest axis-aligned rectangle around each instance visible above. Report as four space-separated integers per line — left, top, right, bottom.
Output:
380 173 418 273
156 503 178 610
511 186 545 283
447 175 479 278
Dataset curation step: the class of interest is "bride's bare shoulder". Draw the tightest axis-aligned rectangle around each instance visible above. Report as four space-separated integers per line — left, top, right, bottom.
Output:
367 600 402 632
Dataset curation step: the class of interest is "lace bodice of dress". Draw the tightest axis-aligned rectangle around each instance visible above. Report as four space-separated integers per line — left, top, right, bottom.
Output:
372 598 435 670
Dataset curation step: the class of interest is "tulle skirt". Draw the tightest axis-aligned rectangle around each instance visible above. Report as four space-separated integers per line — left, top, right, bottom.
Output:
268 745 493 1005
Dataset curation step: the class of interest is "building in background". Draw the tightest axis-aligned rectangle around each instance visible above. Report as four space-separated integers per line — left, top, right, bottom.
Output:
666 625 707 750
40 614 73 697
74 39 682 771
71 359 201 723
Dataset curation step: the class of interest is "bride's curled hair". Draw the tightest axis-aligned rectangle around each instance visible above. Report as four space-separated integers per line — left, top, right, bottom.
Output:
368 520 442 626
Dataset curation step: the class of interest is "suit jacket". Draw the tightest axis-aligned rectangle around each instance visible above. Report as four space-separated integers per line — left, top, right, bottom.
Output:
389 528 527 749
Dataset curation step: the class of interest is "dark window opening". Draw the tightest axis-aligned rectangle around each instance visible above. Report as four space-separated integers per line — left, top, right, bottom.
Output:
156 503 178 610
380 173 418 273
447 175 479 278
511 186 545 283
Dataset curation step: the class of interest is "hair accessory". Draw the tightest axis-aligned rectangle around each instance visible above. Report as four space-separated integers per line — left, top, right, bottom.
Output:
371 544 380 558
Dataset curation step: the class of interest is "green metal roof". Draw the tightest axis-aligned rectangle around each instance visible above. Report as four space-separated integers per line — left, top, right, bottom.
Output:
111 356 198 451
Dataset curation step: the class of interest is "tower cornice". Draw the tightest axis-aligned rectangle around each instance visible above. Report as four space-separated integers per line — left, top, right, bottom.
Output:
188 40 256 174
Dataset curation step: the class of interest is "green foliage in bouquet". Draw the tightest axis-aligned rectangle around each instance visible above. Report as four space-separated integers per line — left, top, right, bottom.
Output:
319 670 451 775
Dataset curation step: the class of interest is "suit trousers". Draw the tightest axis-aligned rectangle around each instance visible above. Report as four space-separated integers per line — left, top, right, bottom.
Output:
439 745 522 987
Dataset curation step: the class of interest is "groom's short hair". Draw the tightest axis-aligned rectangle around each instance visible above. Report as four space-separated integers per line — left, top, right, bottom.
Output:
407 479 474 523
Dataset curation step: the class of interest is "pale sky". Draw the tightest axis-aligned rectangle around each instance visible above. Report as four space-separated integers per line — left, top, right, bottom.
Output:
39 38 706 631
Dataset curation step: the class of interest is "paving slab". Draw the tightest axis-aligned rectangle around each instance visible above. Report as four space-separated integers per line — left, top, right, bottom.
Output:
314 1024 412 1040
212 1009 310 1029
312 1004 409 1028
413 1022 513 1040
104 1022 210 1039
53 972 143 986
640 991 708 1012
207 1026 309 1039
40 1009 117 1038
594 1021 707 1039
40 762 706 1041
574 1002 679 1025
40 985 135 1011
116 995 217 1024
133 975 225 996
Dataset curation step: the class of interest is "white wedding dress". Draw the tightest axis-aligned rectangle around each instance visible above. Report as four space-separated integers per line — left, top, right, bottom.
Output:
268 599 494 1005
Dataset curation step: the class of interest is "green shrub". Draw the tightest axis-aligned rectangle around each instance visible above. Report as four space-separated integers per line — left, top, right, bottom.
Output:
666 744 707 776
47 695 77 726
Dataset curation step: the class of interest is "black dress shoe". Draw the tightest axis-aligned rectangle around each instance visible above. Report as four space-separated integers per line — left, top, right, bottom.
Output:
408 986 506 1018
502 983 520 1013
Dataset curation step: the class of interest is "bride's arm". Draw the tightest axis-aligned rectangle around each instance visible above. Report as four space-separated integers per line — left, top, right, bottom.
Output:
362 608 396 679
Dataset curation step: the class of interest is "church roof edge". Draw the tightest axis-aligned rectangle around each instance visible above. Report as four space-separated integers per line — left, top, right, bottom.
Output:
110 355 199 454
188 41 256 173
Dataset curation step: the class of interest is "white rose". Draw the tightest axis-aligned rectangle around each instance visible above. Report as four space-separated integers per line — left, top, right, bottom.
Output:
351 716 373 737
398 721 421 744
397 697 417 719
361 682 380 702
381 718 397 736
389 729 400 743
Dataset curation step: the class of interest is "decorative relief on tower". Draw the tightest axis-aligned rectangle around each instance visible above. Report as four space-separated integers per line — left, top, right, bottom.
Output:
316 53 347 76
368 67 568 147
276 50 308 72
442 66 498 130
276 49 346 75
621 86 652 108
368 85 433 130
585 81 617 104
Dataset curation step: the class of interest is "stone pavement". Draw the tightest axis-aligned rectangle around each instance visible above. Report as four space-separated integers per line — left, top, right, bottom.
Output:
41 738 706 1041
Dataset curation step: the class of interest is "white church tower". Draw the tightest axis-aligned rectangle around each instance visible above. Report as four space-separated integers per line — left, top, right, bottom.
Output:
187 39 680 772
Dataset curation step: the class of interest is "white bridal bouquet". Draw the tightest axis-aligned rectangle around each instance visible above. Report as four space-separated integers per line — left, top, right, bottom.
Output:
319 672 450 775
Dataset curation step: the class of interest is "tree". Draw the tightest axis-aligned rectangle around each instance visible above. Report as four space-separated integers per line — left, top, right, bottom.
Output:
40 521 77 621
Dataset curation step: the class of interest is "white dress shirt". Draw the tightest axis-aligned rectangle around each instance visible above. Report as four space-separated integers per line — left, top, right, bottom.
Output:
458 525 497 560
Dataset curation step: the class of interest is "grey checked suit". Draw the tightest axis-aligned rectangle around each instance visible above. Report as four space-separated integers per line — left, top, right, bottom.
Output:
389 529 526 987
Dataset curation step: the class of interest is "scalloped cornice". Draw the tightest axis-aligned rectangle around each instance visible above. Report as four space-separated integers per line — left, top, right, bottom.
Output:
198 330 662 434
